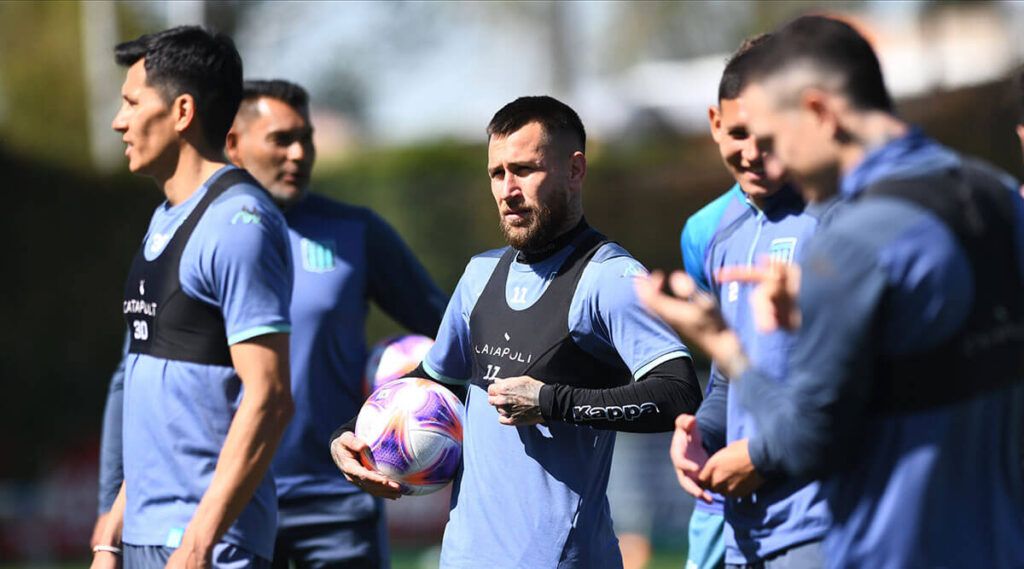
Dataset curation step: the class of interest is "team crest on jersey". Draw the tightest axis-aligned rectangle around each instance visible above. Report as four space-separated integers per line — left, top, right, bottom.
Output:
769 238 798 265
300 238 336 273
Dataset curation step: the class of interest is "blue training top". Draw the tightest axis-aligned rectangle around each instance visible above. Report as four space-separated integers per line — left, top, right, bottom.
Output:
273 192 447 507
703 186 831 563
680 183 746 515
121 166 293 559
424 233 690 569
739 129 1024 568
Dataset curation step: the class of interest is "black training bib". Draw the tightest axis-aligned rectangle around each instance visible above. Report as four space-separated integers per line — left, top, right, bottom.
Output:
122 169 261 366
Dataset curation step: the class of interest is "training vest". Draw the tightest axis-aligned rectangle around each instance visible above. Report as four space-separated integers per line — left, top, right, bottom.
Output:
865 161 1024 414
122 169 261 366
468 229 633 390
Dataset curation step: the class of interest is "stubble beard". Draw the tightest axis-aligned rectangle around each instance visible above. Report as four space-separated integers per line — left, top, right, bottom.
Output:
499 191 570 253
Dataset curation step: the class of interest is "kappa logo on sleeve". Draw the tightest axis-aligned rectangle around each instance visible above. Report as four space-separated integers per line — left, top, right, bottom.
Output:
230 206 262 225
572 402 660 422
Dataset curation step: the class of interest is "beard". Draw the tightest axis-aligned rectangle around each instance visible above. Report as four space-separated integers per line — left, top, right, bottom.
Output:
499 190 570 252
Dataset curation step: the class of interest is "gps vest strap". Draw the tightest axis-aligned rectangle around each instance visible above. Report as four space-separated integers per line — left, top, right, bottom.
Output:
122 169 262 366
864 162 1024 414
468 228 632 391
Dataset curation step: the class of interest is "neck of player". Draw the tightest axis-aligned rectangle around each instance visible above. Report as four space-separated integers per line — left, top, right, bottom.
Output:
161 142 231 207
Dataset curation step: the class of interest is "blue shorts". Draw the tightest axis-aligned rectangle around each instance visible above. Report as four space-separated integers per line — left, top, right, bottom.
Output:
272 492 389 569
686 509 725 569
123 543 269 569
725 539 823 569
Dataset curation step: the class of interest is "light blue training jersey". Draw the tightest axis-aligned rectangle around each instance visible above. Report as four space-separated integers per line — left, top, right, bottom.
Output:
423 233 690 569
121 166 293 560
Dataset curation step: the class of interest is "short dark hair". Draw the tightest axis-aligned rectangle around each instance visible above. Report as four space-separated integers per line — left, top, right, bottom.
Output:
718 34 772 102
487 96 586 153
115 26 243 150
242 79 310 112
747 16 893 112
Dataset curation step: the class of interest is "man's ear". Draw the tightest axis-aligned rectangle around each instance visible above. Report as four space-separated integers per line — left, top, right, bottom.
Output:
225 129 242 167
708 105 723 144
569 150 587 191
1016 124 1024 160
801 88 841 140
172 93 196 135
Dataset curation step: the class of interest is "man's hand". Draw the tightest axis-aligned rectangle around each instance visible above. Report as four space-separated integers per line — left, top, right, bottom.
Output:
164 534 210 569
717 261 802 333
487 376 545 426
330 431 403 499
635 271 745 373
698 439 765 497
670 414 712 504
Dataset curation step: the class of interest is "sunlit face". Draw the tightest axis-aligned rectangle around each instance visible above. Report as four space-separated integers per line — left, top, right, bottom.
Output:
742 82 838 199
709 97 786 199
487 122 572 251
111 60 179 178
228 97 315 206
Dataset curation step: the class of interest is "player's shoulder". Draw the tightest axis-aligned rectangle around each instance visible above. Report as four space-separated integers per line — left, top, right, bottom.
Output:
298 192 373 220
581 242 649 300
683 184 744 236
464 247 506 278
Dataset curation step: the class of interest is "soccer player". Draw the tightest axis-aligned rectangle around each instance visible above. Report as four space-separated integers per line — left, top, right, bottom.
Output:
93 79 449 567
677 40 761 569
91 27 295 568
678 34 833 569
226 79 447 568
331 96 703 568
638 16 1024 568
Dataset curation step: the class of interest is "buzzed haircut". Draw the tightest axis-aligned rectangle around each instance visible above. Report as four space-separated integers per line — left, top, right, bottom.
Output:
242 79 310 113
115 26 243 150
747 15 893 112
718 33 772 102
487 96 586 153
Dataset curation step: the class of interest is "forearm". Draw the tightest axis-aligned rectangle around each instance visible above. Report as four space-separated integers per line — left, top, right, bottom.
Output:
95 482 125 546
540 357 702 433
695 370 728 454
97 369 124 514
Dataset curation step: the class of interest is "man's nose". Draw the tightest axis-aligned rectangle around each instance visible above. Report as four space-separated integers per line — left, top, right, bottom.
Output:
287 140 306 161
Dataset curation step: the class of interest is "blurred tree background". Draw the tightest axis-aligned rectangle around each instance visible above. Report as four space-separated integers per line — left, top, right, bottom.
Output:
1 0 1022 562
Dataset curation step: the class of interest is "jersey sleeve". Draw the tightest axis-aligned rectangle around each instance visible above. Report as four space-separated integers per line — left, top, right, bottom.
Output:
571 252 691 379
364 211 447 336
681 220 711 292
422 257 499 387
182 186 294 345
739 231 886 479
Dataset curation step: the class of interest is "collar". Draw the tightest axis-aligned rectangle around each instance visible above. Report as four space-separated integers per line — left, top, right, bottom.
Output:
839 126 954 199
515 218 591 264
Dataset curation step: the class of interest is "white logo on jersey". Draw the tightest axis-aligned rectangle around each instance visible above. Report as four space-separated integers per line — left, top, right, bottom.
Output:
139 280 145 296
149 233 171 255
504 332 511 341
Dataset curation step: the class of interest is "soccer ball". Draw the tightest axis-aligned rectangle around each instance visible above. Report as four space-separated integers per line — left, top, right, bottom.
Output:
364 334 435 395
354 377 464 495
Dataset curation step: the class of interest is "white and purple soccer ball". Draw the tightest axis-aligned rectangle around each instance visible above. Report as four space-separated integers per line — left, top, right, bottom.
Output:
354 377 464 496
364 334 435 395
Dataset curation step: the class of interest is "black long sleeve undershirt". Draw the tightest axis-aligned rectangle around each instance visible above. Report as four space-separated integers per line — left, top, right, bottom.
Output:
331 358 700 443
539 356 701 433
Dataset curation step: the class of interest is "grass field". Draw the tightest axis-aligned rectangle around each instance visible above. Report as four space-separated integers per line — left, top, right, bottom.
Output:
1 548 689 569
